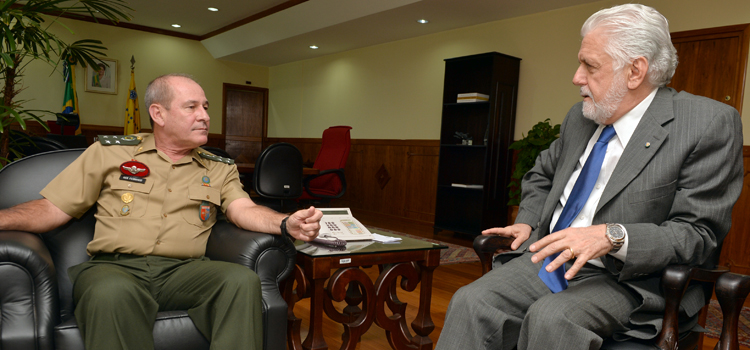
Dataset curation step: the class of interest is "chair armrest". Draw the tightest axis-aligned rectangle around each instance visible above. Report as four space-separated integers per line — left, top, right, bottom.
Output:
205 219 297 284
472 235 514 275
303 168 347 199
0 230 60 350
714 272 750 350
656 265 728 350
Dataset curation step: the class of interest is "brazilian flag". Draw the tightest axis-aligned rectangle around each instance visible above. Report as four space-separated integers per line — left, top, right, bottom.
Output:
61 56 81 134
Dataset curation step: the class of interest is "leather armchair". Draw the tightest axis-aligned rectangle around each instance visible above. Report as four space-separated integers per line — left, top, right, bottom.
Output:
473 234 747 350
0 149 296 350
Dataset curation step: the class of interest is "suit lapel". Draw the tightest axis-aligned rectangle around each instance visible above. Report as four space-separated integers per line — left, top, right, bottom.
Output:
596 88 674 212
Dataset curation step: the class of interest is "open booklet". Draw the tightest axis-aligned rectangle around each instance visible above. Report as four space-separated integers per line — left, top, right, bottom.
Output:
317 208 374 241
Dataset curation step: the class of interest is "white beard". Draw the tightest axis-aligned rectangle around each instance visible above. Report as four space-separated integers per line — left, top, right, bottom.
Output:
581 73 628 125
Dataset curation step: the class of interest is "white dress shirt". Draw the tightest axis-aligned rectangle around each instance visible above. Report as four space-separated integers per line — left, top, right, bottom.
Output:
549 89 658 267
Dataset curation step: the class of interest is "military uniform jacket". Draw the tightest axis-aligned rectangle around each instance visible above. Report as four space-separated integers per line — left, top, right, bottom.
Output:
41 133 249 259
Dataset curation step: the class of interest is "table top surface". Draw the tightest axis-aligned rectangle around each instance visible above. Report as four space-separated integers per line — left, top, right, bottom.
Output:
294 229 447 258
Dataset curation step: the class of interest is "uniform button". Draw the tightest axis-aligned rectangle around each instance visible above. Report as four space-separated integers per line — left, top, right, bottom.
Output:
156 240 162 245
168 188 172 192
206 195 210 199
163 213 168 218
172 165 176 169
128 184 132 188
138 147 143 152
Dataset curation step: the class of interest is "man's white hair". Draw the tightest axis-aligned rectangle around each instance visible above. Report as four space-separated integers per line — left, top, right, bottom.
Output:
581 4 678 87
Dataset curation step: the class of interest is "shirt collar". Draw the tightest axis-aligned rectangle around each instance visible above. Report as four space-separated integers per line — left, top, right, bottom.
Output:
136 134 208 168
611 88 658 148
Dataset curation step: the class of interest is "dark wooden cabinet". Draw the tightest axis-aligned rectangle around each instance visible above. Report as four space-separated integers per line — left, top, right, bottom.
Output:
434 52 521 236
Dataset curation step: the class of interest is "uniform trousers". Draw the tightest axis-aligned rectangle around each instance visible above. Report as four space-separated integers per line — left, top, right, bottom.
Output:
435 252 640 350
68 254 263 350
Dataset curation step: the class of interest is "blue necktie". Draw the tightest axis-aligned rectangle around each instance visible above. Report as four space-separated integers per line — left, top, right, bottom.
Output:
538 125 616 293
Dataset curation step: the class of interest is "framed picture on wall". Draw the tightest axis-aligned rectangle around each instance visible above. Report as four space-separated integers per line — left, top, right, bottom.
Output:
85 58 118 94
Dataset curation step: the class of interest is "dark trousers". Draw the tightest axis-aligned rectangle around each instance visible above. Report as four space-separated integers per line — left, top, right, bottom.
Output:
68 254 263 350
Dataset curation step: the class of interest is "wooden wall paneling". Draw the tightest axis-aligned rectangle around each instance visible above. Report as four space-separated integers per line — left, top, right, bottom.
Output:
719 146 750 275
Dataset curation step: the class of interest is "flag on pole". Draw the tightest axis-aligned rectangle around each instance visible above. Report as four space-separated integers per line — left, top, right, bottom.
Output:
124 67 141 135
61 56 81 135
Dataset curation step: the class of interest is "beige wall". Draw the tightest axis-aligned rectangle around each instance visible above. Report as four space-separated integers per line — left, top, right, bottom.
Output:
19 18 269 134
268 0 750 142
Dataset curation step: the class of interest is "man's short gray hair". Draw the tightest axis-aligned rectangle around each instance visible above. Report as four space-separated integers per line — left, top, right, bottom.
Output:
144 73 199 127
581 4 678 87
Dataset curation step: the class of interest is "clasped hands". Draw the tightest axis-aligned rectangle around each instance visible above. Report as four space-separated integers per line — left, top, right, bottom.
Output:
286 206 323 242
482 223 613 280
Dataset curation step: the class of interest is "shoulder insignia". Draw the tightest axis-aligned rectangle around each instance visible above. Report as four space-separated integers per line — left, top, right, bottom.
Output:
198 151 235 165
98 135 142 146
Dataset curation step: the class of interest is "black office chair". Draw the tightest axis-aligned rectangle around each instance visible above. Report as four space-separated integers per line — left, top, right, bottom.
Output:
253 143 303 213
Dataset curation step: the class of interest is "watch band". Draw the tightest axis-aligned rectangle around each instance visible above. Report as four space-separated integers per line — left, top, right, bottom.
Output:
280 216 292 241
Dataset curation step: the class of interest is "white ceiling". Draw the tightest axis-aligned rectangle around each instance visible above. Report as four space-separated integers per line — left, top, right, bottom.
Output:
120 0 603 66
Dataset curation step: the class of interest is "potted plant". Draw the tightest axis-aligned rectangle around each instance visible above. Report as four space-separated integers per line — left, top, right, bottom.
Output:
1 0 132 166
507 119 560 217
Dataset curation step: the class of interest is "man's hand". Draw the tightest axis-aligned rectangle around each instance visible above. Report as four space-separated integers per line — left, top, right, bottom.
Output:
482 223 532 251
285 206 323 242
529 224 612 280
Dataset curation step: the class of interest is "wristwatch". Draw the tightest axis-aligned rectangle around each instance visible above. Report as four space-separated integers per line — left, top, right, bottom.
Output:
280 216 292 241
605 223 626 253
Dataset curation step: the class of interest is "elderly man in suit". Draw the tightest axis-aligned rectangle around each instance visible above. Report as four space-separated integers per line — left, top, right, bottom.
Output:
436 4 744 349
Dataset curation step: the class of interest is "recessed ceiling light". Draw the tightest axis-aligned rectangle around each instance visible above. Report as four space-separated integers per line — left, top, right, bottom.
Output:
309 45 319 49
208 7 219 12
417 19 429 24
172 24 181 28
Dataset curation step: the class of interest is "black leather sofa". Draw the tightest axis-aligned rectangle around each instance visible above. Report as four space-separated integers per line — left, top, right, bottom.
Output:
0 149 296 350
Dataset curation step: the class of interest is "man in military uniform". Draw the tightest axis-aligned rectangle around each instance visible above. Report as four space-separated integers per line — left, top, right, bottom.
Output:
0 73 323 350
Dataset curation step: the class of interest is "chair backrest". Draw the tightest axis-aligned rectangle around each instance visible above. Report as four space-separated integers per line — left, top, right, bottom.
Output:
253 143 303 199
0 149 95 322
309 126 352 194
10 133 69 161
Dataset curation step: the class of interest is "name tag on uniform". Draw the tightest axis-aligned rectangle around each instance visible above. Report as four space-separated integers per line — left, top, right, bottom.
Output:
120 175 146 184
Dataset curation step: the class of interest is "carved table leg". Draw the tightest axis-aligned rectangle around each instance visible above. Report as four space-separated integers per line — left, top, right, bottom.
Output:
284 265 309 350
374 262 421 350
302 272 330 350
323 267 376 350
412 261 437 350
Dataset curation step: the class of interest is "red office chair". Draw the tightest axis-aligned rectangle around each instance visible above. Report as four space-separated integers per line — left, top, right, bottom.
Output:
298 126 352 205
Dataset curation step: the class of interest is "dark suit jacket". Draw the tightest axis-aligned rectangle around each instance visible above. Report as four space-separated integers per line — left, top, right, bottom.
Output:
511 87 744 339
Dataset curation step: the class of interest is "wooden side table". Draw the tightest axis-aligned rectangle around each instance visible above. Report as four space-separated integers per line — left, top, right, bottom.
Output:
283 231 446 350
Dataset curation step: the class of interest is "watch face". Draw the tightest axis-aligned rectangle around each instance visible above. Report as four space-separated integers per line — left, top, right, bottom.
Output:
608 224 625 240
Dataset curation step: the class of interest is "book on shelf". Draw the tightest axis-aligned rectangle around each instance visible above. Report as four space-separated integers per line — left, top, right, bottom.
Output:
457 92 489 103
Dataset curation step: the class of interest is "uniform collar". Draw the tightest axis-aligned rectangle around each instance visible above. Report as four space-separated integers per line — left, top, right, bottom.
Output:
192 148 210 168
134 133 157 155
137 134 207 168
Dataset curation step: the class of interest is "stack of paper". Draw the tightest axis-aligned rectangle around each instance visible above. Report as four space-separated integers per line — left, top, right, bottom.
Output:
372 233 402 243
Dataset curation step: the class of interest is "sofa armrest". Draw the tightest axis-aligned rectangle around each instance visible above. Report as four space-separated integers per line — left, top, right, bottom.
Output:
205 219 296 350
0 230 60 350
